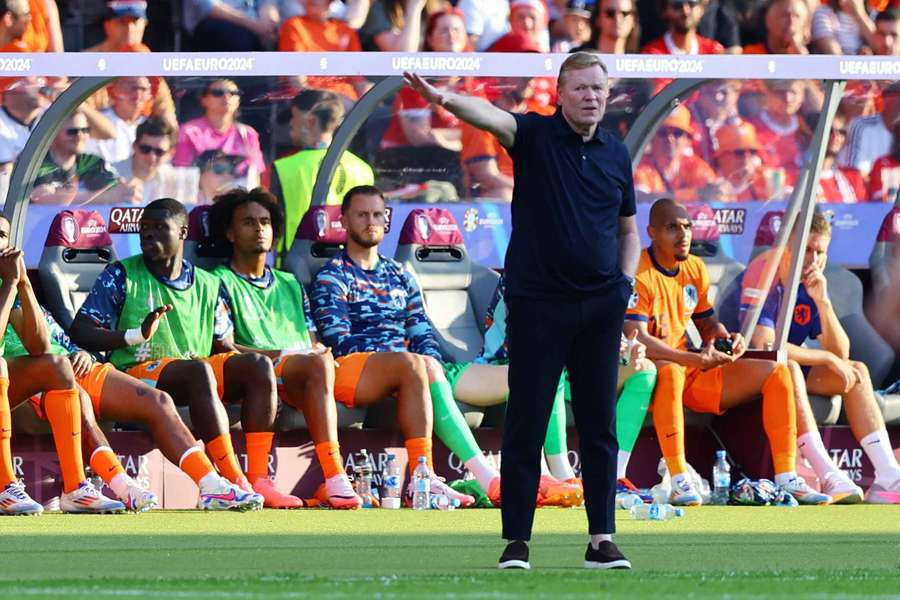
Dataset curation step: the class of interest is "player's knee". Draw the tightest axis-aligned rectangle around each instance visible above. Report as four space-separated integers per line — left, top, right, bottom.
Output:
422 355 444 382
237 352 275 382
398 352 428 382
850 360 871 383
184 361 217 396
45 354 76 387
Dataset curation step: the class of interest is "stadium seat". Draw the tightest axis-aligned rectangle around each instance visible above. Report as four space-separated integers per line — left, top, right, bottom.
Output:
751 210 784 261
184 205 229 271
869 207 899 297
394 208 500 428
38 209 117 330
279 205 365 430
282 205 346 288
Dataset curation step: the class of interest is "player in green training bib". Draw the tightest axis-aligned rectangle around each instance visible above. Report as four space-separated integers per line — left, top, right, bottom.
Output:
68 198 284 509
208 187 473 508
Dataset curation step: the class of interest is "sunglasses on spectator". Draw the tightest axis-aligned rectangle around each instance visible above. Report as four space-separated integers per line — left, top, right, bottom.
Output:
729 149 758 157
208 162 236 176
603 8 633 17
137 143 167 157
832 127 848 136
65 127 91 137
670 0 700 8
206 88 242 98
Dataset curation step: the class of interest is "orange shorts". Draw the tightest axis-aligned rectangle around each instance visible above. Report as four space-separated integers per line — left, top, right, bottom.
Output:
683 366 725 415
273 351 373 408
29 362 113 420
125 352 239 400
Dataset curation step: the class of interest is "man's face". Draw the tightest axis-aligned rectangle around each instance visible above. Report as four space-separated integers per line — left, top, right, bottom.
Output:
766 0 808 48
111 77 152 120
341 193 386 249
802 231 830 272
201 80 241 116
874 19 900 55
302 0 331 20
649 213 693 262
228 201 273 256
666 0 704 34
289 106 318 147
199 159 237 198
562 14 591 43
105 15 147 48
650 125 689 163
133 133 172 176
599 0 635 40
428 14 468 52
766 81 804 117
4 0 30 40
52 114 90 156
5 77 51 111
557 65 609 129
510 6 541 37
139 209 186 262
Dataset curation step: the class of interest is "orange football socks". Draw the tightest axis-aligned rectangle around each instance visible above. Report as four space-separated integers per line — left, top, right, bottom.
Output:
761 364 797 475
652 364 689 476
178 446 216 485
405 437 433 473
315 440 345 479
43 388 86 493
0 378 15 487
245 431 274 482
206 433 244 483
89 446 125 484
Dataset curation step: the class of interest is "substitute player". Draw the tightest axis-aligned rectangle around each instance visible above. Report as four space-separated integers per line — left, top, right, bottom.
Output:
743 213 900 504
623 198 828 506
68 198 279 508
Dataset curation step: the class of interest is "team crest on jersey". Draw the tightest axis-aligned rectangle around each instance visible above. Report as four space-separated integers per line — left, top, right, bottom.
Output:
794 304 812 326
628 291 639 309
389 289 407 309
144 360 162 372
683 284 698 313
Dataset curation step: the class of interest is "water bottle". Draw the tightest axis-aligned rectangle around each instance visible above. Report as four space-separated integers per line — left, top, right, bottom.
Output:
629 503 684 520
381 453 402 509
412 456 430 511
711 450 731 506
356 449 375 508
615 492 644 510
430 494 460 511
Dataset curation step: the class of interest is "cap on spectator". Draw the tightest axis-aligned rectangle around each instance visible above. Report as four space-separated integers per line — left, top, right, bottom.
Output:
489 32 542 52
510 0 548 21
565 0 595 19
195 150 243 172
107 0 147 19
661 105 695 135
714 123 763 156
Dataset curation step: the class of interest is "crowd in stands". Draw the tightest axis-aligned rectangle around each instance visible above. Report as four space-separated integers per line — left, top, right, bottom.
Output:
0 0 899 240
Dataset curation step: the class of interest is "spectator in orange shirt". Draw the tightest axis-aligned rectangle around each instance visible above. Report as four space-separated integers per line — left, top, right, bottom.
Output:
83 2 177 129
0 0 31 51
459 78 545 200
742 0 810 54
21 0 62 52
709 122 788 201
817 112 868 203
641 0 725 54
278 0 369 101
750 79 811 179
634 105 716 202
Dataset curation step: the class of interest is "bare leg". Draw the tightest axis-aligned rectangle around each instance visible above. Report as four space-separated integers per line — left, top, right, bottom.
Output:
7 354 78 407
156 360 227 443
787 360 819 436
453 364 509 408
352 352 431 439
807 361 885 440
280 352 338 445
222 353 277 433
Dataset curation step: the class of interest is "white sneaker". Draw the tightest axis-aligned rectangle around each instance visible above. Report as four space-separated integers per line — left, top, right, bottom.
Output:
198 476 264 512
780 476 831 505
820 471 863 505
60 481 127 514
864 477 900 504
669 477 702 506
121 478 159 512
0 481 44 515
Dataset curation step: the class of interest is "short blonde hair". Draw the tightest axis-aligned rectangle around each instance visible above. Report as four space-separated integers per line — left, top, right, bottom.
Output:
558 51 609 87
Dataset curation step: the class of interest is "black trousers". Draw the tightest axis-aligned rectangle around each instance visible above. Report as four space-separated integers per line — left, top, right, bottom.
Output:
501 280 629 540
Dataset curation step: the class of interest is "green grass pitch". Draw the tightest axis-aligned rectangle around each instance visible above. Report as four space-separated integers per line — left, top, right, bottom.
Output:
1 506 898 599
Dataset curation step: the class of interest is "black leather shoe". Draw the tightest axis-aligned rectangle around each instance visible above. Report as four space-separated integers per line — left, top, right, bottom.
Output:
584 541 631 569
498 540 531 569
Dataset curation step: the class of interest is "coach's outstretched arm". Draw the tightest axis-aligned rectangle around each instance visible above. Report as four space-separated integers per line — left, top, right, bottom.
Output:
404 72 518 148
